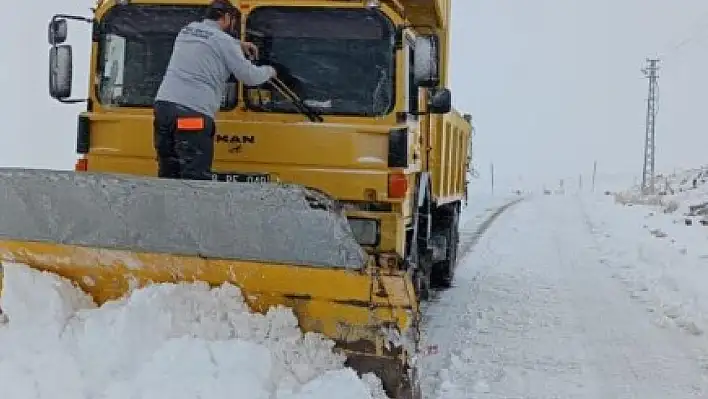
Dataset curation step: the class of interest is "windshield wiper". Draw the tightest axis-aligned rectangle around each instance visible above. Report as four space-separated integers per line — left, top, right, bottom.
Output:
268 77 324 123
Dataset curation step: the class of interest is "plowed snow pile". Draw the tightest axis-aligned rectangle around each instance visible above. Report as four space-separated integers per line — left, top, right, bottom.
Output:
0 262 388 399
613 165 708 217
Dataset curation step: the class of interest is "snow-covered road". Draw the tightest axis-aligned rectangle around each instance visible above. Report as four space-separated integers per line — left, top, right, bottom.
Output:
423 194 708 399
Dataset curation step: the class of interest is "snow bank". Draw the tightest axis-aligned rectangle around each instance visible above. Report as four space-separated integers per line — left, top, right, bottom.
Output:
608 165 708 260
613 165 708 219
586 166 708 338
0 262 388 399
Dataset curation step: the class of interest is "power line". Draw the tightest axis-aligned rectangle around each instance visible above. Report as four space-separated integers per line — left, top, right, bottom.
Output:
657 9 708 60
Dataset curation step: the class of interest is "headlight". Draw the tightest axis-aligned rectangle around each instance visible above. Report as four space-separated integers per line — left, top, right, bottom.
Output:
348 218 380 246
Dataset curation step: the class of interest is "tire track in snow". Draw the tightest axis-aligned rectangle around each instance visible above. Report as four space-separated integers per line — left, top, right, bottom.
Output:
419 196 525 398
426 196 526 304
456 197 526 263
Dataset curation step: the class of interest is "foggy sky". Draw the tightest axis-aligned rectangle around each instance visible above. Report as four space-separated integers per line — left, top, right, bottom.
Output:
450 0 708 190
3 0 708 193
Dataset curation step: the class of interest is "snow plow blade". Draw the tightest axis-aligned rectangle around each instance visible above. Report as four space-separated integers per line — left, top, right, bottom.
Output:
0 168 420 398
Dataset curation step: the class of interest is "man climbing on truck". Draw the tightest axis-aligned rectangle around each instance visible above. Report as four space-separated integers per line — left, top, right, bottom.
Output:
153 0 276 180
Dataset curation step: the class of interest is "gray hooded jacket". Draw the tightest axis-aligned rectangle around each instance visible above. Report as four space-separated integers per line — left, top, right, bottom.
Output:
155 19 274 118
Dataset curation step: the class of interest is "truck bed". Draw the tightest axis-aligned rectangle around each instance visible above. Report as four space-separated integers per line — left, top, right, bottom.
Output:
430 110 472 205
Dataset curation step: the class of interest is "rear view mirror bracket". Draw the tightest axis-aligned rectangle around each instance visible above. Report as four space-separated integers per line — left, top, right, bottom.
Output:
406 87 452 116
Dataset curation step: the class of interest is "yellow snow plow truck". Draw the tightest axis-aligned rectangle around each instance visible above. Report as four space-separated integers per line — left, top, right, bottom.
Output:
0 0 472 397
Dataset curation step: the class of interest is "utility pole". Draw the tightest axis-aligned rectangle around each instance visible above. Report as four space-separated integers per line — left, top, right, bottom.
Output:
641 58 660 195
591 161 597 193
490 162 495 194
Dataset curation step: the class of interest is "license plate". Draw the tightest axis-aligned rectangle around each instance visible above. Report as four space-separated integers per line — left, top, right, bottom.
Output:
211 172 270 183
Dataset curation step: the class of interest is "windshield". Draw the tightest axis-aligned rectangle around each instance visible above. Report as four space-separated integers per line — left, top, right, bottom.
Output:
96 5 218 107
245 7 396 117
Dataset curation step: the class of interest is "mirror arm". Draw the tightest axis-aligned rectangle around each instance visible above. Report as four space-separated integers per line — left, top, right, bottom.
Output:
409 110 430 116
400 23 437 33
58 98 88 104
52 14 93 25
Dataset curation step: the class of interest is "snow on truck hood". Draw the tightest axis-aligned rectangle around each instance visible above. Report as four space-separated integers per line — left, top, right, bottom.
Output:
0 262 388 399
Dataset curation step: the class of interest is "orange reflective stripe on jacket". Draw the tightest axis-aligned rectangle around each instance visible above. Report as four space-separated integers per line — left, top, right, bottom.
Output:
176 116 205 131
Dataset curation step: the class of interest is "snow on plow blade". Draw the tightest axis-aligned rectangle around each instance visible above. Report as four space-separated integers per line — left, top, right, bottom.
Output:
0 168 419 398
0 168 367 268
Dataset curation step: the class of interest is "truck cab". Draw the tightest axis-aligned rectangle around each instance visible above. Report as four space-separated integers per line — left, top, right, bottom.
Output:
48 0 470 303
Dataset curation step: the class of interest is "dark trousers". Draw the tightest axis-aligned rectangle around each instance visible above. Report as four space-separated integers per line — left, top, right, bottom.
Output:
153 100 215 180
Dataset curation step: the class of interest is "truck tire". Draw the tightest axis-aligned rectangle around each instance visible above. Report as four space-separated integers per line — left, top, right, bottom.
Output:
413 249 432 301
408 176 433 302
431 203 460 289
396 365 423 399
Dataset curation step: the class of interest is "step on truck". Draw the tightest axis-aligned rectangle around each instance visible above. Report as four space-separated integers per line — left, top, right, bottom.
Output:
0 0 473 397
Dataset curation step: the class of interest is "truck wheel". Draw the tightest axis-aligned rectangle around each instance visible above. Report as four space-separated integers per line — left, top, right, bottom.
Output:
396 364 422 399
440 225 459 288
408 176 433 302
431 204 460 289
413 249 432 301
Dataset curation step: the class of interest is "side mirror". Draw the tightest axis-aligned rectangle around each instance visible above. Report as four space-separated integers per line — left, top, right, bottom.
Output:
428 87 451 114
413 34 440 88
49 45 73 100
48 18 68 45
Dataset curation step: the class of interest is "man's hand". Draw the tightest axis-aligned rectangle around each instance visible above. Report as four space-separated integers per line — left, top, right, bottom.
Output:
266 65 277 79
241 41 259 60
